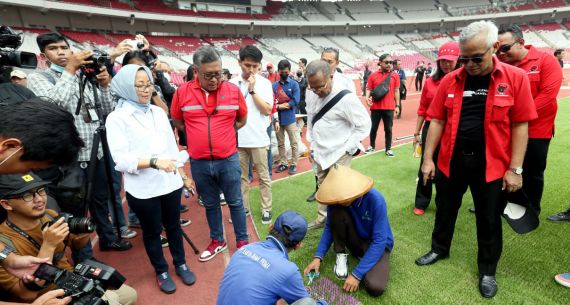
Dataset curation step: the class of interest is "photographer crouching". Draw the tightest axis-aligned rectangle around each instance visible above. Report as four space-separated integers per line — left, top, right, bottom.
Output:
0 173 137 305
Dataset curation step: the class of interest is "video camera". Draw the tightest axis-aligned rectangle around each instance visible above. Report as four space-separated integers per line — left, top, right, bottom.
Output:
33 259 126 305
0 25 37 69
43 212 95 235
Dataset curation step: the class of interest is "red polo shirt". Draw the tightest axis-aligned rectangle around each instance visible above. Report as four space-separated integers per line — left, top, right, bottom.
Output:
515 45 562 139
366 70 400 110
417 77 442 122
427 57 537 182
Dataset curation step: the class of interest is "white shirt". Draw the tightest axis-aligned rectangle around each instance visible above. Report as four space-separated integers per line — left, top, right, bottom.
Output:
230 74 273 148
106 103 183 199
333 71 356 93
306 88 371 170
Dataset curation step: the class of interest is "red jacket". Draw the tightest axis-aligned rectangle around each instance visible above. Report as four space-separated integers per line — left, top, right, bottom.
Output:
171 80 247 160
515 45 562 138
366 70 400 110
427 57 537 182
417 77 442 122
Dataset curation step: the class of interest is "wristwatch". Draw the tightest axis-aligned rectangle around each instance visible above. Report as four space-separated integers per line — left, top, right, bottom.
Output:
510 167 523 175
0 246 14 264
181 175 189 181
249 90 256 95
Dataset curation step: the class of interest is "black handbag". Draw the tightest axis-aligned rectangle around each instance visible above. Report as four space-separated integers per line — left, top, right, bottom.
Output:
370 72 392 101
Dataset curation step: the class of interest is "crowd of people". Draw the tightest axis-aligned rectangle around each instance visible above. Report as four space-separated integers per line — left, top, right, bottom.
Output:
0 18 568 305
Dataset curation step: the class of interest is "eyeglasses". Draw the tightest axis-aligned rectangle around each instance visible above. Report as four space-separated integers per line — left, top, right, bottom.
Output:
458 47 492 64
134 84 154 92
381 60 394 65
308 81 328 92
200 72 222 80
4 188 47 202
497 42 518 54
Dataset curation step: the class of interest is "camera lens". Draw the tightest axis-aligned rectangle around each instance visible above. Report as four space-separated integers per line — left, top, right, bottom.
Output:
137 42 144 49
68 217 95 234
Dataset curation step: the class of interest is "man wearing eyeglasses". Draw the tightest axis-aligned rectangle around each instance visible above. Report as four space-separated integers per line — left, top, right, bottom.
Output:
171 46 250 262
365 54 400 157
0 173 137 305
415 21 537 298
496 25 563 217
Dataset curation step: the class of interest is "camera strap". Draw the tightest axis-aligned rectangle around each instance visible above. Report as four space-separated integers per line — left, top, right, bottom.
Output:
5 220 42 250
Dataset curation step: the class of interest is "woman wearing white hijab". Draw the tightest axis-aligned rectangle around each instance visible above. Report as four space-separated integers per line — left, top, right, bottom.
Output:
106 64 196 293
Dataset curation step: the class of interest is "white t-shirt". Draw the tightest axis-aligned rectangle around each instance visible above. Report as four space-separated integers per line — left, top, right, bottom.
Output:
333 71 356 93
230 74 274 148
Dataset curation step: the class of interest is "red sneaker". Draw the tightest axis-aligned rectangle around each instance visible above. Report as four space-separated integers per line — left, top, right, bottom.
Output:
199 239 227 262
236 240 249 249
413 208 425 215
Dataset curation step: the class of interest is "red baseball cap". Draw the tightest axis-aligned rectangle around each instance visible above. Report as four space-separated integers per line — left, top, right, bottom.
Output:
267 63 273 68
437 41 459 61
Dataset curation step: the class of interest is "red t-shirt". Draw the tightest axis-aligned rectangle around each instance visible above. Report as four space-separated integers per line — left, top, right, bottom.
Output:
366 70 400 110
417 77 442 121
515 45 563 138
427 57 538 182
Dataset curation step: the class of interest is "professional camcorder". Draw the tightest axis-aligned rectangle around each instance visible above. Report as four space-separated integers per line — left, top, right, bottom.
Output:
33 259 126 305
44 212 95 235
0 25 37 69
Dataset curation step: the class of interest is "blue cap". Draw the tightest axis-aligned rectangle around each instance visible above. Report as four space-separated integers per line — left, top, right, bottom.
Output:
273 210 308 242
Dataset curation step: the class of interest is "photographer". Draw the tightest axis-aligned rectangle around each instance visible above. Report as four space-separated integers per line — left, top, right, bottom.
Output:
0 173 137 305
27 32 132 253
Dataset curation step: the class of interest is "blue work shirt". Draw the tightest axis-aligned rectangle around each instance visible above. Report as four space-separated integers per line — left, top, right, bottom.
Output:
397 69 406 81
272 77 300 126
314 188 394 281
217 236 327 305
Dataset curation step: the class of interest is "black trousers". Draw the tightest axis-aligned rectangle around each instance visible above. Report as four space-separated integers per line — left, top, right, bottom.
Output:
431 150 506 276
414 122 440 210
329 207 390 297
520 138 551 214
369 110 394 150
126 188 185 274
415 76 423 91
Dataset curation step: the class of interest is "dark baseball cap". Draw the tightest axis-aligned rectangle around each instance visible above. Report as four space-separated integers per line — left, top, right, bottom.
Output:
0 173 50 198
273 210 308 242
502 191 539 234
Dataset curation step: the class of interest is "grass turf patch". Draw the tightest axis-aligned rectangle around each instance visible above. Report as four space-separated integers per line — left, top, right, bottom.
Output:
248 98 570 305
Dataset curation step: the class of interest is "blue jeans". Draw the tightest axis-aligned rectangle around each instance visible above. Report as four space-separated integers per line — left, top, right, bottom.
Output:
190 153 248 242
126 188 185 274
249 124 274 180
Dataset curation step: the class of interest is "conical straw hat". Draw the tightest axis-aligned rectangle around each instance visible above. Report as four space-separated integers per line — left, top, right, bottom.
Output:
315 165 374 205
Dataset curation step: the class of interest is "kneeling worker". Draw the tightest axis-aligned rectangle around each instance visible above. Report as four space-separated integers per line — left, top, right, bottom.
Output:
304 166 394 296
217 211 327 305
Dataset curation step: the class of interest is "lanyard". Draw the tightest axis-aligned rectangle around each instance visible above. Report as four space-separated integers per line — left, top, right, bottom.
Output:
5 220 43 250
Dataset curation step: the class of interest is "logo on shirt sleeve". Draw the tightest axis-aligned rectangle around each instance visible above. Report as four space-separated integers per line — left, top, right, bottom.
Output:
496 83 509 96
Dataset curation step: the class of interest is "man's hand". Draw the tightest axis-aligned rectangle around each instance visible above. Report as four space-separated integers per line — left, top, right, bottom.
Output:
502 171 522 193
110 39 133 60
308 151 314 164
413 134 421 145
65 50 93 74
278 103 291 110
274 121 280 132
343 275 360 293
421 158 436 186
247 75 256 92
3 255 48 280
394 106 400 117
31 289 72 305
42 217 69 248
135 34 150 50
96 66 111 88
303 258 321 276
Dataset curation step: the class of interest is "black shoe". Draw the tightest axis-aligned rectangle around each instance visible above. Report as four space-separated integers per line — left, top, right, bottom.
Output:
415 251 448 266
547 210 570 222
306 191 316 202
275 164 288 173
100 239 132 252
479 275 497 298
180 205 189 213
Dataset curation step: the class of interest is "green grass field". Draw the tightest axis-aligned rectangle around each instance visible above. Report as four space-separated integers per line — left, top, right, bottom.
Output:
248 97 570 305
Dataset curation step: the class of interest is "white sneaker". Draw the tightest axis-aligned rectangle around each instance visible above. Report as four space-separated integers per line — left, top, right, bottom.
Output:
334 253 349 280
386 150 395 157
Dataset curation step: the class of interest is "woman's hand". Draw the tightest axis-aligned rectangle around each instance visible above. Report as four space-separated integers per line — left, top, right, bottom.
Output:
155 159 177 173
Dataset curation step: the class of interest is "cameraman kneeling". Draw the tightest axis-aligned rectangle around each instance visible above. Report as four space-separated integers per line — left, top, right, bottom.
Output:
0 173 137 305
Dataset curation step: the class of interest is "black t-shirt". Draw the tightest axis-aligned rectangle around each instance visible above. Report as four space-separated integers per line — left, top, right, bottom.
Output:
415 66 425 77
457 73 491 150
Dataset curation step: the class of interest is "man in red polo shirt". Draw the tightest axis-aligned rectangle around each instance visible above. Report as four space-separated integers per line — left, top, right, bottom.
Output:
496 25 563 215
365 54 400 157
171 46 249 262
414 21 537 298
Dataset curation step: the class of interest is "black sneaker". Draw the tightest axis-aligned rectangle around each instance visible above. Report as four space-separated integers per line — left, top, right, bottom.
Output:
180 205 189 213
161 235 169 248
180 219 192 227
261 211 272 224
288 165 297 175
306 191 316 202
99 239 132 252
547 209 570 222
275 164 288 173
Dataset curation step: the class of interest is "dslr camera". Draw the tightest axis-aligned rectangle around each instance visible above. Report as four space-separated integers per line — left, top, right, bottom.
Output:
44 212 95 235
0 25 37 69
33 259 126 305
80 49 111 81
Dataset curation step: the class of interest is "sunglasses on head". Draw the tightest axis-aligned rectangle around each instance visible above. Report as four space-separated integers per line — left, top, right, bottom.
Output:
497 42 518 54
